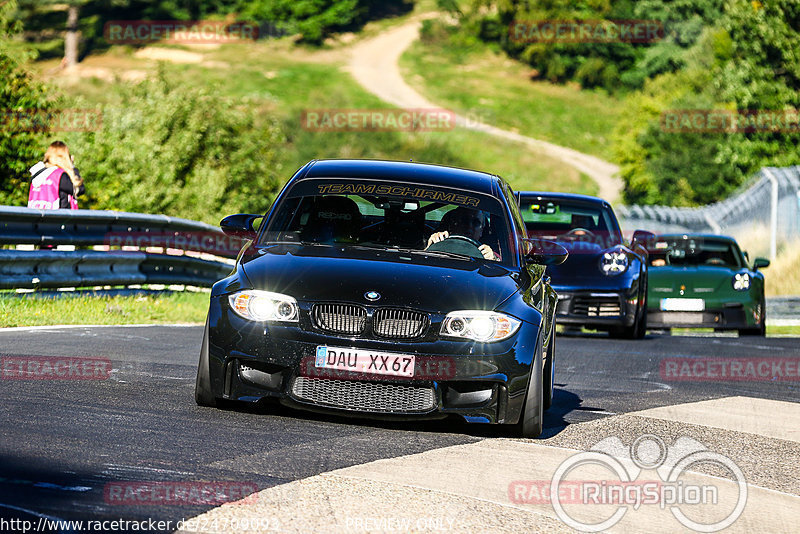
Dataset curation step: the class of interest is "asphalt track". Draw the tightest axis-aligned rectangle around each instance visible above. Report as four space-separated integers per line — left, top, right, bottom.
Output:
0 325 798 532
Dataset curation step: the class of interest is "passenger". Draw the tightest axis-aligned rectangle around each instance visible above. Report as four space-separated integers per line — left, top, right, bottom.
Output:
426 207 499 260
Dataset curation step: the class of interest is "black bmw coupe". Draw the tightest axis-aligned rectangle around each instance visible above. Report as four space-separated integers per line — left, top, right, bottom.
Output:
195 159 567 437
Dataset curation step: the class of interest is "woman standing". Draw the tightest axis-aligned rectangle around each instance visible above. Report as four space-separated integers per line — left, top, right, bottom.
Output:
28 141 85 210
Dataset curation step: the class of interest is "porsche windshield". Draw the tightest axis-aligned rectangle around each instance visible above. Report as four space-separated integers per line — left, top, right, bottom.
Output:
261 179 515 266
519 198 621 245
648 238 742 268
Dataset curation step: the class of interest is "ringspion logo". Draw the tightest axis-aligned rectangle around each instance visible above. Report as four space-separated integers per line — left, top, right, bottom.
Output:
535 434 747 532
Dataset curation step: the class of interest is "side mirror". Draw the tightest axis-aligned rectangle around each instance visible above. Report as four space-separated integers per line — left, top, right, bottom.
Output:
220 213 262 239
631 230 656 247
753 257 770 271
524 239 568 266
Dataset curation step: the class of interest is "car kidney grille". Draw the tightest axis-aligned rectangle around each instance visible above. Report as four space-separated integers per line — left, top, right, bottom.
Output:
573 296 621 317
291 377 436 413
373 308 428 339
313 304 367 334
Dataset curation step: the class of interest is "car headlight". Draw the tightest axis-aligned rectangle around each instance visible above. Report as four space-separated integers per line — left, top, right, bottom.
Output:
228 290 299 322
440 311 521 342
600 248 629 276
732 272 750 291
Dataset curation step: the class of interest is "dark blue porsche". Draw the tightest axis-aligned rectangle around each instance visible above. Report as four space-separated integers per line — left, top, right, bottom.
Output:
516 192 651 339
195 160 567 437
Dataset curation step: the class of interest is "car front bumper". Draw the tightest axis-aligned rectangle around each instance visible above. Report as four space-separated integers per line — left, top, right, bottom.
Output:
204 296 541 425
647 298 763 330
553 286 640 329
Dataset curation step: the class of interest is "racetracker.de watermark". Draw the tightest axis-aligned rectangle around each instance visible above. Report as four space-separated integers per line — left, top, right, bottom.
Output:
104 20 260 44
1 109 102 132
301 108 458 132
509 20 664 43
104 481 258 506
104 231 247 258
660 109 800 133
661 357 800 382
1 356 111 380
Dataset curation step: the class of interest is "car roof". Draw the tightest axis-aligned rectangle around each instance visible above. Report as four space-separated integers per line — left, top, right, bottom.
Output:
517 191 611 208
296 159 501 195
655 233 738 243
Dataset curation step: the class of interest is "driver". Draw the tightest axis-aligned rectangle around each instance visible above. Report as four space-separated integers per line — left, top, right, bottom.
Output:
426 207 499 260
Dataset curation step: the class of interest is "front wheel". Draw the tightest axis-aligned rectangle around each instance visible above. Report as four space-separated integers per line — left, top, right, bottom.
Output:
543 328 555 411
515 332 544 438
739 295 766 337
194 317 218 407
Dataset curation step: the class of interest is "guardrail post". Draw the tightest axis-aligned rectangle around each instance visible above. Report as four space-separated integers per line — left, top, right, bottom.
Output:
762 168 780 260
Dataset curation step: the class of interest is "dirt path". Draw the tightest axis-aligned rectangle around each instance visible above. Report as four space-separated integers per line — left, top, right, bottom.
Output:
347 19 624 202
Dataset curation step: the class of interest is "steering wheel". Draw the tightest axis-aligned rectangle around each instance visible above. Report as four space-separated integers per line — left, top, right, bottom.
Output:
445 234 482 247
565 227 595 237
427 234 483 258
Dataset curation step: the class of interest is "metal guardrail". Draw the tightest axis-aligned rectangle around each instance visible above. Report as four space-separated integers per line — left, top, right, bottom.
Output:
0 206 238 289
618 166 800 259
766 297 800 321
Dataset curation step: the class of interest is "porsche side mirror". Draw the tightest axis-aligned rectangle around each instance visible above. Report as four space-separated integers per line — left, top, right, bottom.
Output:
220 213 262 239
524 239 568 266
631 230 656 247
753 257 770 271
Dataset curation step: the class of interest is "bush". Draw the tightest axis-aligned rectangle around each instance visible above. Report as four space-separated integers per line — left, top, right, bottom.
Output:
0 0 56 207
63 69 286 223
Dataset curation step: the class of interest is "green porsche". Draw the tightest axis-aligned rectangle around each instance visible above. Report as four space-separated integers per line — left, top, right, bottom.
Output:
646 234 770 336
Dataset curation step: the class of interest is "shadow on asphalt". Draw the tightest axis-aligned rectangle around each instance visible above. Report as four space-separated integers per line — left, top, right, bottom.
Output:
212 385 588 442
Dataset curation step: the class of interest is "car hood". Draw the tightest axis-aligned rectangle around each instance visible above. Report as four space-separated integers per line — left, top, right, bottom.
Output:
648 265 736 293
239 244 520 314
544 241 611 282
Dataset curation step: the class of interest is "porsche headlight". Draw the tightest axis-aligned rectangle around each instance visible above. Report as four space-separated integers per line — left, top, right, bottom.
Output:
732 272 750 291
600 248 628 276
440 311 521 342
228 290 299 322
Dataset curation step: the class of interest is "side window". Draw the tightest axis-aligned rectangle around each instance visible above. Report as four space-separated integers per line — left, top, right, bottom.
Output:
501 182 530 256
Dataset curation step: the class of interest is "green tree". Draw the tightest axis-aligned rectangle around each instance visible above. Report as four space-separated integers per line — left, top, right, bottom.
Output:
614 0 800 205
62 70 287 222
0 0 56 207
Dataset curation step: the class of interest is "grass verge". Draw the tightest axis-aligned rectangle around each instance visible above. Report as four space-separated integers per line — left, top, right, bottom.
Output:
0 291 208 327
399 22 623 163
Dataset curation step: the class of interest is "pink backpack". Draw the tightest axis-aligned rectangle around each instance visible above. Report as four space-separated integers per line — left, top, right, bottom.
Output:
28 166 78 210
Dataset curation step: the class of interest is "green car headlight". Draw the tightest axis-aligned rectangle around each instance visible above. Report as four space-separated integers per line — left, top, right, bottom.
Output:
732 272 750 291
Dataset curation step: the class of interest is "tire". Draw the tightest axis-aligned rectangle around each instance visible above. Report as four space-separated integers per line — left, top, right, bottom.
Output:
194 317 218 407
612 283 647 339
516 332 544 438
543 328 555 411
739 295 766 337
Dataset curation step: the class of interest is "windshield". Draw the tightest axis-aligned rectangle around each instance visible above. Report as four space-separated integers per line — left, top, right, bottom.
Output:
647 238 743 268
261 179 516 267
518 197 621 246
